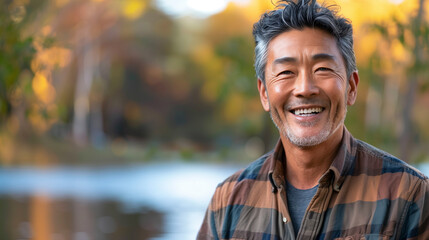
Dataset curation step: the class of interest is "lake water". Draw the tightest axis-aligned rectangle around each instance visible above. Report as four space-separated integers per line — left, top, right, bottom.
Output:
0 162 243 240
0 161 427 240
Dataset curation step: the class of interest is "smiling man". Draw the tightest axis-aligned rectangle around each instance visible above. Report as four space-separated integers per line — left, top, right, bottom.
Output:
197 0 429 239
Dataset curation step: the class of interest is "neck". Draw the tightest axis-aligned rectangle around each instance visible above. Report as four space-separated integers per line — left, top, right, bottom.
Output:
282 127 344 189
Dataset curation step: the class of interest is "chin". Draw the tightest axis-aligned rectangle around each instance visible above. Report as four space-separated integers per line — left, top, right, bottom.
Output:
286 128 331 147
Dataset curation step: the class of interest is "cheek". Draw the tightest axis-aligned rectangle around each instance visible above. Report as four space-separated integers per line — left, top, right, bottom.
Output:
273 84 284 96
268 83 290 105
323 80 347 103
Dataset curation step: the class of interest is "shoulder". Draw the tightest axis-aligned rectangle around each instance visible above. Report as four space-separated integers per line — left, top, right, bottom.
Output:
353 139 428 203
355 139 427 181
223 151 271 184
209 152 272 209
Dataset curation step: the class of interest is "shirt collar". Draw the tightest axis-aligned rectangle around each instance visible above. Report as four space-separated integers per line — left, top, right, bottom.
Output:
268 127 357 192
328 127 356 191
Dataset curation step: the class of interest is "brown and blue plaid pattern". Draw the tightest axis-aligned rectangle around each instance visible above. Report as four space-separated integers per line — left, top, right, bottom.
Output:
197 128 429 240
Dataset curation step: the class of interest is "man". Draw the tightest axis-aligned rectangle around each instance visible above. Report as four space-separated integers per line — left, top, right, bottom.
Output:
197 0 428 239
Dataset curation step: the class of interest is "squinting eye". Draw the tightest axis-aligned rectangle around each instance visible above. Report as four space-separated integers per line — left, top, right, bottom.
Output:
278 70 293 76
316 67 331 72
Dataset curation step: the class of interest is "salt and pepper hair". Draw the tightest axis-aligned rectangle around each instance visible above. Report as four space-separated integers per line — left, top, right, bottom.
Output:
253 0 356 83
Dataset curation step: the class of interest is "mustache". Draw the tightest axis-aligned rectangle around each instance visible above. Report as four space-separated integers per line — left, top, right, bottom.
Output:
284 98 329 110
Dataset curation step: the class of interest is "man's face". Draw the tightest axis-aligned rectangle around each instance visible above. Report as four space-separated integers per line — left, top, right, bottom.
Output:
258 28 358 147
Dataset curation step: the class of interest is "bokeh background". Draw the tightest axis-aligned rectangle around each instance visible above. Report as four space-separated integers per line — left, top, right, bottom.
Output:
0 0 428 239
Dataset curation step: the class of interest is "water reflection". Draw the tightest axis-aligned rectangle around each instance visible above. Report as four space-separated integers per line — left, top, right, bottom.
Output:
0 162 243 240
0 196 164 240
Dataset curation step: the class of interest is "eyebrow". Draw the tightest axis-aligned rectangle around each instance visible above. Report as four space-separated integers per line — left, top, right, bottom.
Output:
312 53 336 61
273 56 296 65
273 53 336 65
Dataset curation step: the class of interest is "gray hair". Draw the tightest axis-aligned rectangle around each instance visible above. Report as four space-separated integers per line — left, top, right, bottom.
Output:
253 0 356 83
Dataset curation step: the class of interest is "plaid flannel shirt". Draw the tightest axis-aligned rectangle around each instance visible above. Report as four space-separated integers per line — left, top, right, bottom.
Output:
197 128 429 239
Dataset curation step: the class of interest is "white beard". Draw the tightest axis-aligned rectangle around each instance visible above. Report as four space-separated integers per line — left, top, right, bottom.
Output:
269 106 347 148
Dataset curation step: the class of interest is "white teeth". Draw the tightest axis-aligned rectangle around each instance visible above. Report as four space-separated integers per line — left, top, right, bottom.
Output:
293 107 323 116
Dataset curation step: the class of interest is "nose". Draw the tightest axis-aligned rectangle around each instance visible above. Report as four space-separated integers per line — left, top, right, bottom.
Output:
292 72 319 97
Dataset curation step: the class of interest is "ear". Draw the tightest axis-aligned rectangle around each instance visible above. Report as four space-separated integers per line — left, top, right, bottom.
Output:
347 71 359 106
257 78 270 112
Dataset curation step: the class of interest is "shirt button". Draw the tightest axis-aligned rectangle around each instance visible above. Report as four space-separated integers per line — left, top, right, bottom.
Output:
283 217 287 223
334 183 340 191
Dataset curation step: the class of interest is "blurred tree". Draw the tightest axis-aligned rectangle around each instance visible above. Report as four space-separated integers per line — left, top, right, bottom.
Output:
398 0 428 162
0 0 41 124
1 0 427 162
369 0 428 162
188 3 272 147
42 0 183 145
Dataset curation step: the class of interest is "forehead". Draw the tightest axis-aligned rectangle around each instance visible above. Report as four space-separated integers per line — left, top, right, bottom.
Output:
267 28 343 63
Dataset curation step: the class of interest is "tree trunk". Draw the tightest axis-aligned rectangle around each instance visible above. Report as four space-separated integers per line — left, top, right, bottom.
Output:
72 6 94 146
90 47 106 148
399 0 425 162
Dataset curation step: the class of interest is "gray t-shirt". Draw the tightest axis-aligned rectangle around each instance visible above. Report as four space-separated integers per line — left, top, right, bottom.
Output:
286 181 319 235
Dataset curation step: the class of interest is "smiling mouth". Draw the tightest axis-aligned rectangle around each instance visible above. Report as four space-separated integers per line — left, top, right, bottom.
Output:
291 107 324 116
